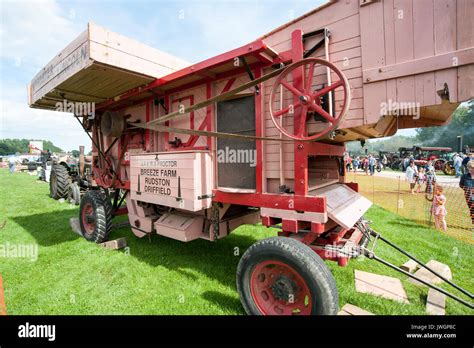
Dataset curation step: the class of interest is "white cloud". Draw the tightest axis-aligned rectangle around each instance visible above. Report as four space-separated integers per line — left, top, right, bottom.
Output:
0 0 81 70
0 97 90 152
0 0 89 151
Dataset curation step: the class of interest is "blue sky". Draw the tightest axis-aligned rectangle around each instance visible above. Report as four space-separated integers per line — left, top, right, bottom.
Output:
0 0 415 151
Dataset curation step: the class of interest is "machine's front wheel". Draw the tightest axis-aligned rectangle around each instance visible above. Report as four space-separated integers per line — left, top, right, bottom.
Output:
237 237 338 315
50 164 70 199
79 190 112 243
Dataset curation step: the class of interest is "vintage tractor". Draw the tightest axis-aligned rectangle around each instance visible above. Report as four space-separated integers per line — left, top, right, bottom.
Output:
28 1 473 314
49 146 93 204
395 146 452 172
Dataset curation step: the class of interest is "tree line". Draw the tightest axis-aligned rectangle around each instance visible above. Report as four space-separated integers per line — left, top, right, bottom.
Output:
0 139 63 156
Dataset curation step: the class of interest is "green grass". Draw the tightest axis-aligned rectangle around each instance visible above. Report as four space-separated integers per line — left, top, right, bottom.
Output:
0 168 472 315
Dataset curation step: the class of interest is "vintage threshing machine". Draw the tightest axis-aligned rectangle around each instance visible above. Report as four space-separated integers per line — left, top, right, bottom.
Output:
29 1 474 314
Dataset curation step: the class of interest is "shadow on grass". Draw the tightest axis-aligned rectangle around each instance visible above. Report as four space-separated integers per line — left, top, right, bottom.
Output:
107 226 263 289
387 220 430 228
14 208 265 289
12 210 81 246
201 290 244 314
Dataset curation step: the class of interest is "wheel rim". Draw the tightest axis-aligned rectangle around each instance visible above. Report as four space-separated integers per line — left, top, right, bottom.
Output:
269 58 351 141
250 260 312 315
81 202 96 235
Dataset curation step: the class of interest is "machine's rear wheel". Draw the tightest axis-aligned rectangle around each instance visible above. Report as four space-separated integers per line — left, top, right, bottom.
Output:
79 190 112 243
237 237 338 315
50 164 70 199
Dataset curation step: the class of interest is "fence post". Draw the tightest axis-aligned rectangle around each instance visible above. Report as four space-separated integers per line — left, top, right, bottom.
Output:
396 175 401 215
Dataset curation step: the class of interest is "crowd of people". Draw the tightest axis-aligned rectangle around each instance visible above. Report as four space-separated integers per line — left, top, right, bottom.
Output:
452 152 472 178
344 153 385 176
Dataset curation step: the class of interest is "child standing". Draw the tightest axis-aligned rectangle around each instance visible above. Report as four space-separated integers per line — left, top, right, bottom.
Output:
431 186 447 231
406 161 418 194
416 167 426 193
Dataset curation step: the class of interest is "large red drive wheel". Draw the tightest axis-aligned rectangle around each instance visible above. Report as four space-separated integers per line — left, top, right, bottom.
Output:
269 58 351 141
237 237 339 315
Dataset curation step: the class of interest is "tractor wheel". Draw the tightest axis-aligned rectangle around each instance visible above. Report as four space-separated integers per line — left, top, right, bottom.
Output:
443 162 455 176
236 237 338 315
79 190 112 243
69 182 81 205
50 164 70 199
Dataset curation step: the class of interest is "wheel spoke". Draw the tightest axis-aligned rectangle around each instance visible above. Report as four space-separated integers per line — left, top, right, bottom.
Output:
305 63 315 93
312 80 343 99
296 105 308 137
273 102 301 117
309 101 336 123
281 80 303 97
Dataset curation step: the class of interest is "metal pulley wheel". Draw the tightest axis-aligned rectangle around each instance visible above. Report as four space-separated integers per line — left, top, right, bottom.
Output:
101 111 125 137
269 58 351 141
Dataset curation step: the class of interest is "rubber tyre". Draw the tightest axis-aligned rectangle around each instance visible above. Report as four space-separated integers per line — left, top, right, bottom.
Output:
79 190 112 243
236 237 339 315
69 182 81 205
443 163 455 176
50 164 70 199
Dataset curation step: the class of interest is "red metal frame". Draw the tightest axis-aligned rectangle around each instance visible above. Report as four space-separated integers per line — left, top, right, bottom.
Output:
291 30 308 197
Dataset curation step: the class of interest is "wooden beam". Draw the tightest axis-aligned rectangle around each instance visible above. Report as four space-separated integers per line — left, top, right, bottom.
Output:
363 47 474 83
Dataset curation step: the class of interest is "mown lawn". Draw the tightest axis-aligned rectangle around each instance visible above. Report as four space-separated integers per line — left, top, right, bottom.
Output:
0 169 472 315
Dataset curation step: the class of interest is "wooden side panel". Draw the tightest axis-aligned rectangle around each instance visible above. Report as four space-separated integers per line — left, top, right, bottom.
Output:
29 23 190 109
29 31 91 104
169 85 209 147
413 0 436 107
457 0 474 102
359 0 472 137
394 0 416 112
130 152 213 211
434 0 458 102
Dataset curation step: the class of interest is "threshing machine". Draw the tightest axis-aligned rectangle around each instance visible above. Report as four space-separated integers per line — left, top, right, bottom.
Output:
28 1 474 314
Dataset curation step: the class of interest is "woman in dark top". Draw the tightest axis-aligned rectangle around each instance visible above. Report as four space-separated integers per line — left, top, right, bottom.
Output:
459 160 474 225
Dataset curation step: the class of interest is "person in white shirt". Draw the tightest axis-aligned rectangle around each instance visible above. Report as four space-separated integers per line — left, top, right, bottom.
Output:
453 153 463 178
8 156 16 174
406 160 418 194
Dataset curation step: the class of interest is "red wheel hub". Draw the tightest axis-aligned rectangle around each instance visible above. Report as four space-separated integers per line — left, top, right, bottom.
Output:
269 58 351 141
81 202 96 235
250 260 312 315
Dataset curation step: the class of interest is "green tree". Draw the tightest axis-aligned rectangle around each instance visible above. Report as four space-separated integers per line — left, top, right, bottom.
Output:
415 101 473 151
0 139 63 156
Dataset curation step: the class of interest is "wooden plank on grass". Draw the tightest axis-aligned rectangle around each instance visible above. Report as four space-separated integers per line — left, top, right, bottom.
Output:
338 303 374 316
400 260 418 273
100 238 127 250
426 289 446 315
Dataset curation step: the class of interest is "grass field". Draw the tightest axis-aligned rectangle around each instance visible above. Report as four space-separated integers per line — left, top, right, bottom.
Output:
0 169 472 315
